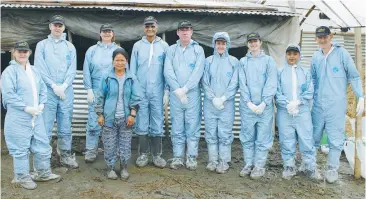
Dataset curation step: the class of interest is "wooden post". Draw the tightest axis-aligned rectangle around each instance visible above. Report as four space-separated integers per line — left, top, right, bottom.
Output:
354 27 362 179
162 33 170 136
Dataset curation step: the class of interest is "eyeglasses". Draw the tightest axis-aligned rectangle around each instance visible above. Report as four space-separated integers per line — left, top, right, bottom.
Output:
145 25 156 29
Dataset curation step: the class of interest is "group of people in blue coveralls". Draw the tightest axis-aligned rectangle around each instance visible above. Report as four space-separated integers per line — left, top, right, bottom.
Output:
2 13 365 190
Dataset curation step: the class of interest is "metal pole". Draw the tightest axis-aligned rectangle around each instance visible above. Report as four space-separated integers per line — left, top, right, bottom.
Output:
354 27 362 179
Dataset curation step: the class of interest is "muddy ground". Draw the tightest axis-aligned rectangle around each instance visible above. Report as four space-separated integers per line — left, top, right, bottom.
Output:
1 136 365 199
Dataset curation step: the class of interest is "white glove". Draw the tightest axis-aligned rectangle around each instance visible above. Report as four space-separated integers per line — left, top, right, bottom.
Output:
286 100 300 114
87 89 95 103
52 83 67 100
163 90 169 106
212 98 223 110
213 96 226 110
38 104 44 112
256 102 266 114
288 109 299 117
247 102 258 113
59 83 68 94
174 86 188 101
356 97 365 116
180 95 188 105
51 84 61 97
24 106 41 116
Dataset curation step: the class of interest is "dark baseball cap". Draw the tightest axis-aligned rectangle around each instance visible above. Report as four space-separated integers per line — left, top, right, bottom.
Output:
178 20 192 29
14 41 31 51
49 15 65 25
247 32 260 41
286 45 300 53
100 24 113 32
144 16 157 25
315 26 331 37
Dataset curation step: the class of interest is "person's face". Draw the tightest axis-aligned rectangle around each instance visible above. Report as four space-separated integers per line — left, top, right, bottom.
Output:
144 23 157 37
215 40 227 55
14 50 31 64
315 34 333 49
100 30 114 42
113 54 127 71
286 51 300 65
49 23 65 38
248 39 261 52
177 27 193 43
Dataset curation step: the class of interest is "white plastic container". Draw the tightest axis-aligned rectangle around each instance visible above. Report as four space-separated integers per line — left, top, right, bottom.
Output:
343 137 365 178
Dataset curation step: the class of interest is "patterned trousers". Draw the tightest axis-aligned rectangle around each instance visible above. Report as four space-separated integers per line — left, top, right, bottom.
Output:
102 117 132 168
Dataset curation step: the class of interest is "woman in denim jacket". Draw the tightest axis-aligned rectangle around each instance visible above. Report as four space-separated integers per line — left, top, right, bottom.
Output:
95 48 143 180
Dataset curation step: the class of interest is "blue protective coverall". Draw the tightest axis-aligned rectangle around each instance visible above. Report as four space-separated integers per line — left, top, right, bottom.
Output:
130 36 169 137
202 32 239 164
276 47 316 170
34 33 76 152
238 50 277 168
164 39 205 158
83 41 120 153
311 42 364 170
2 60 51 180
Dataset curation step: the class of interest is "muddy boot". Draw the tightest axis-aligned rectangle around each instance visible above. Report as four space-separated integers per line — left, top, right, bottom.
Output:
216 160 229 174
298 162 306 172
136 135 149 167
305 168 323 181
12 174 37 190
206 144 218 172
60 151 79 169
250 167 266 179
206 161 218 172
107 167 118 180
325 166 338 183
30 169 60 182
84 148 97 163
186 156 197 171
239 164 253 177
120 164 129 181
282 166 296 180
170 157 184 170
151 137 166 168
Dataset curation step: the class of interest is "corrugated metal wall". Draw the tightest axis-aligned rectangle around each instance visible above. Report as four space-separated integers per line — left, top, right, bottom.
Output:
54 32 365 138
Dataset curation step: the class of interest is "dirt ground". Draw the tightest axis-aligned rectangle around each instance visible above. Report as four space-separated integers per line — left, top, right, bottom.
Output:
1 137 365 199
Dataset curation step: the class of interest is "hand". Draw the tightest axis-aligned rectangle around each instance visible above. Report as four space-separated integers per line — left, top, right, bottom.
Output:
180 95 188 105
97 115 104 126
212 97 224 110
52 84 61 97
255 102 266 114
52 83 68 100
38 104 44 112
24 106 41 116
286 100 300 114
247 102 258 113
60 83 68 93
87 89 95 103
59 93 66 100
174 86 188 100
163 90 169 106
126 115 135 128
356 97 365 116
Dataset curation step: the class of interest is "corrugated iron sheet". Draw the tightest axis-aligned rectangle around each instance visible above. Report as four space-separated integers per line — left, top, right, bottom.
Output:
1 3 299 16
